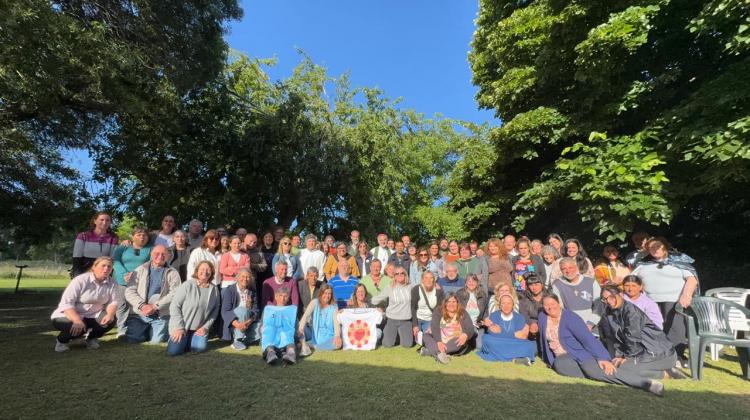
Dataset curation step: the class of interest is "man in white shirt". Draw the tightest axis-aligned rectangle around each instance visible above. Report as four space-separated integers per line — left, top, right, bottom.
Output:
152 215 176 248
299 234 326 276
370 233 392 274
504 234 519 257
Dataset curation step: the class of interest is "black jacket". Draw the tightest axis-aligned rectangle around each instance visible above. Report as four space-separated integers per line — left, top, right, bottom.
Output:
518 289 547 326
605 300 675 360
456 287 489 325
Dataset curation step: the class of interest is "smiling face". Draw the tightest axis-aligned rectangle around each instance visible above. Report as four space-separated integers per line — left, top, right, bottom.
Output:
245 233 258 249
445 296 458 314
93 214 111 233
237 271 252 289
446 264 458 280
566 242 579 257
195 262 213 284
500 295 514 315
173 231 187 249
623 280 643 299
354 285 366 304
263 233 274 247
150 245 169 267
230 237 241 252
161 216 176 233
543 296 561 319
449 241 459 254
560 261 579 280
320 288 333 306
336 244 347 257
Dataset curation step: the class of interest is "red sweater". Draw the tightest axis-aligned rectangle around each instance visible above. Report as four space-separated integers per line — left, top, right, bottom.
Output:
219 252 250 283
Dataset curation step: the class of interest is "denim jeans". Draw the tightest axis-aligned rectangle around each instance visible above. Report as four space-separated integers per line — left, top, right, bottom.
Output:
233 306 260 344
166 330 208 356
125 314 169 344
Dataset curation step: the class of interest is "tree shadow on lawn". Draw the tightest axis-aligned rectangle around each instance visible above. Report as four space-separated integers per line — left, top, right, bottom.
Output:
1 302 749 419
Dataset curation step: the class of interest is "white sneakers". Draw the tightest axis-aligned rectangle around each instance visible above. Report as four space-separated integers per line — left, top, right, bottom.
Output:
54 337 100 352
54 340 70 352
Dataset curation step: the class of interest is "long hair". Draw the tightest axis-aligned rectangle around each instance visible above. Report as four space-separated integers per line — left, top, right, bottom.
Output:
485 237 508 258
441 293 466 321
564 238 590 273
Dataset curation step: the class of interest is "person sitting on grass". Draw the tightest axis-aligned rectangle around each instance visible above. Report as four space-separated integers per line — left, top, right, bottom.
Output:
123 245 181 344
538 294 665 396
221 268 260 351
518 272 549 341
411 271 444 346
420 293 476 364
167 261 219 356
261 287 298 365
456 274 488 349
51 256 118 352
478 294 535 365
298 284 342 352
621 274 664 329
600 285 686 379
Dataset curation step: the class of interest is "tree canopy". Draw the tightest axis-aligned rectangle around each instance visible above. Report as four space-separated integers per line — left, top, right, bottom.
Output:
454 0 750 253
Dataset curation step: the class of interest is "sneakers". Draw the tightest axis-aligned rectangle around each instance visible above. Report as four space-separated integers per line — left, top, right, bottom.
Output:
419 347 429 357
282 346 296 365
265 347 279 365
513 357 532 366
85 338 100 350
648 380 665 397
54 340 70 353
666 367 688 380
435 352 451 364
232 340 247 351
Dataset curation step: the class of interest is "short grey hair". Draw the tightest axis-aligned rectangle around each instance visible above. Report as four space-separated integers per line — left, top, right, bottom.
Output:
306 266 319 275
541 245 560 260
559 257 577 269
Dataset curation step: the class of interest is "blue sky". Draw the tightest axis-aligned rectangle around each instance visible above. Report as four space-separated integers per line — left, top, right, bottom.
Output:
67 0 494 177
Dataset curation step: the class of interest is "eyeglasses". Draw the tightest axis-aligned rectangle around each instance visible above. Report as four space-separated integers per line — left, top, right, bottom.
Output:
601 294 618 303
419 253 428 257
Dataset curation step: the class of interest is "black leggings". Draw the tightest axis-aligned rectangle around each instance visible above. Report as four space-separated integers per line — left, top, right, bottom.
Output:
52 316 114 343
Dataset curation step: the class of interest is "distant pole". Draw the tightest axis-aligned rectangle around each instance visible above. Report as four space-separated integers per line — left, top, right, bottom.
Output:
14 265 28 294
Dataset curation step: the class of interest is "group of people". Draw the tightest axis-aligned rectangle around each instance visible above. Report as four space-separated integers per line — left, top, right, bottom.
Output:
55 212 702 396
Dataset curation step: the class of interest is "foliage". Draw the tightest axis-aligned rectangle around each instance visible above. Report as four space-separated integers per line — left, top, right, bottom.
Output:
460 0 750 254
0 0 242 245
92 54 462 242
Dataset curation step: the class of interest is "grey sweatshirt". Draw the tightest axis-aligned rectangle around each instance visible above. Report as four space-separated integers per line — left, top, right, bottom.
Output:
169 279 219 333
552 275 601 326
372 283 413 320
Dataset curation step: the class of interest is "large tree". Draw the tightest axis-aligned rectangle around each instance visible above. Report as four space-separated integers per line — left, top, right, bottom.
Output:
93 55 461 241
0 0 242 241
458 0 750 256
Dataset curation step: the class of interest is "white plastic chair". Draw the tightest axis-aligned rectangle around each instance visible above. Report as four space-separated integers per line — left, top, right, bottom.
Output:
704 287 750 360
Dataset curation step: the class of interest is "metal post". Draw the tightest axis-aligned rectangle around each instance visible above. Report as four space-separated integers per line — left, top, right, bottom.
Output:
14 264 28 294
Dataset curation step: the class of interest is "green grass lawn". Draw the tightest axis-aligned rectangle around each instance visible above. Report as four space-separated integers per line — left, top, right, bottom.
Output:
1 280 748 419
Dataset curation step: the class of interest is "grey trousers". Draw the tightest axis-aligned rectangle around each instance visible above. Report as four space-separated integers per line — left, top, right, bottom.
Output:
115 285 130 335
552 354 652 390
382 318 414 348
619 352 677 380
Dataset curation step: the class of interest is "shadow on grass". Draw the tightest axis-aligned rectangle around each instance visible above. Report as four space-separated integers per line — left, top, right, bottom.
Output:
1 295 749 419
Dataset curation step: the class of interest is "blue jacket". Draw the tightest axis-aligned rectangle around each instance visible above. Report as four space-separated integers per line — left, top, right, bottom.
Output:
271 254 303 281
538 309 611 366
220 285 259 341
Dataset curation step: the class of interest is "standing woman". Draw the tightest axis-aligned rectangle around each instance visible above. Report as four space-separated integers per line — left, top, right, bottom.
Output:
187 230 222 286
421 293 476 364
631 237 698 367
219 235 250 288
71 211 119 278
540 245 561 287
169 230 191 282
354 241 373 277
479 294 536 364
272 236 304 281
594 245 630 287
51 257 118 352
372 267 414 348
112 226 152 337
485 238 513 295
167 261 220 356
547 234 564 256
557 238 595 278
409 248 431 286
298 284 342 351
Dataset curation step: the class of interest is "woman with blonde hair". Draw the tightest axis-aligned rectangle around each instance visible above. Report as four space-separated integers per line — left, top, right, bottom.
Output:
272 236 303 281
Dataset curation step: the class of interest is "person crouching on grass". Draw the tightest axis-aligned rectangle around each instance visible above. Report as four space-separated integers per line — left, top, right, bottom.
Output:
261 287 298 365
51 256 118 352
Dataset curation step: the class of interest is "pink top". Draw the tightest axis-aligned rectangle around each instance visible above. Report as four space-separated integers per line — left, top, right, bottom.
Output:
545 318 567 356
219 251 250 284
51 273 118 319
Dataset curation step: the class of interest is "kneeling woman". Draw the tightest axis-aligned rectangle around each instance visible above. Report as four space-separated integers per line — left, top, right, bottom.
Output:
538 294 665 396
261 287 298 365
51 257 118 352
167 261 220 356
421 293 475 364
479 294 536 365
298 284 342 351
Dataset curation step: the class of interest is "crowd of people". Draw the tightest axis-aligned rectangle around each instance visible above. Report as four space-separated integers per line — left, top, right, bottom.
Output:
55 212 703 396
